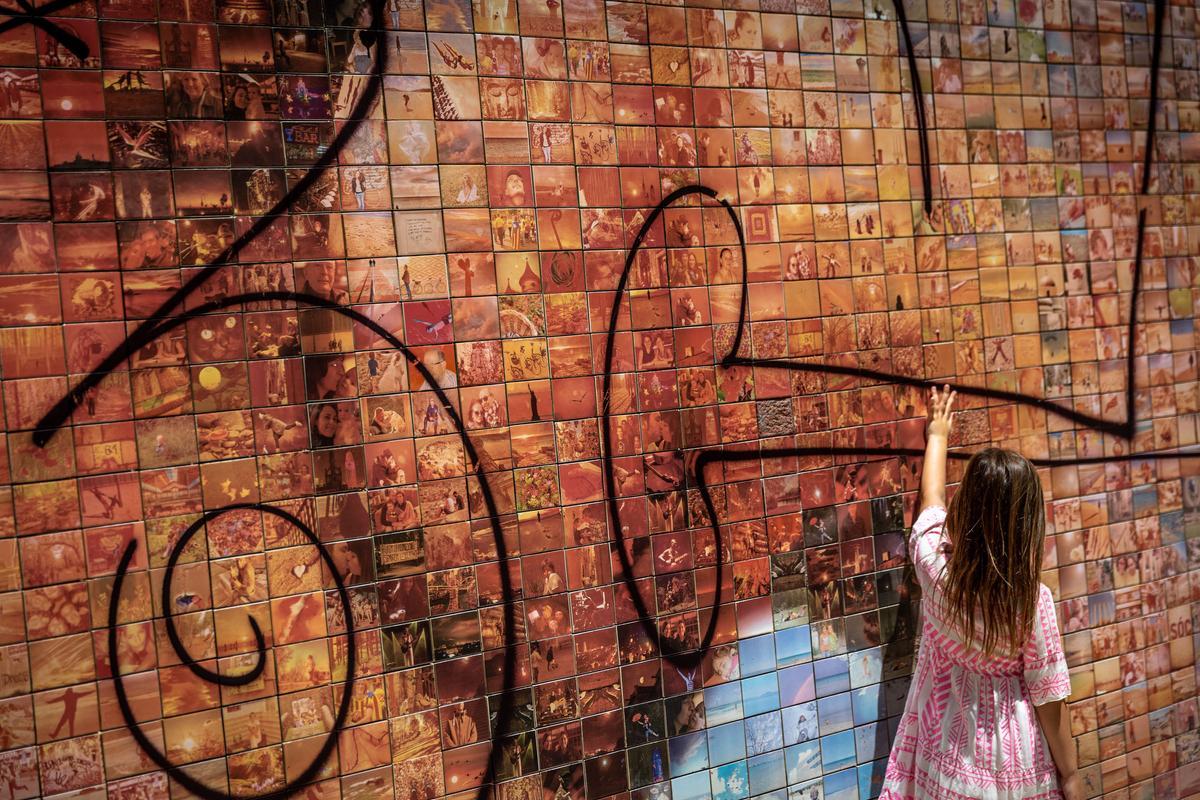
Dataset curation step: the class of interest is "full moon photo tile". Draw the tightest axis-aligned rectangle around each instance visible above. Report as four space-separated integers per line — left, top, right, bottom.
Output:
0 0 1199 797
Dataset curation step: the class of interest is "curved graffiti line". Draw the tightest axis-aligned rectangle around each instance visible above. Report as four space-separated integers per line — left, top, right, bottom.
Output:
85 290 516 800
31 0 388 447
109 503 357 800
600 184 745 670
600 3 1172 663
599 208 1186 685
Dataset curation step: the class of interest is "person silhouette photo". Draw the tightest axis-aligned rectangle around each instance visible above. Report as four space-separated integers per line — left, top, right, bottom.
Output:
48 686 88 738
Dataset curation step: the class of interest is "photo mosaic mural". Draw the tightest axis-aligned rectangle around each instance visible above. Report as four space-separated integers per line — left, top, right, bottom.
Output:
0 0 1199 797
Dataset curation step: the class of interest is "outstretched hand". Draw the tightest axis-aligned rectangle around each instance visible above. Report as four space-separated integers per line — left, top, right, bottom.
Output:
919 385 955 511
927 384 956 440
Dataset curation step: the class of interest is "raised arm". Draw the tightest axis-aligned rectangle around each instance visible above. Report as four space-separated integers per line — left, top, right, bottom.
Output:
919 385 956 514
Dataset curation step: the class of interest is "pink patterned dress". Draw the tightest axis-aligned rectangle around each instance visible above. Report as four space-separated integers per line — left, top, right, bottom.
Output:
880 506 1072 800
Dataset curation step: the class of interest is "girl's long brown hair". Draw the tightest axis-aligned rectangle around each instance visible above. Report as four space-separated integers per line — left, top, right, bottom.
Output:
942 448 1045 656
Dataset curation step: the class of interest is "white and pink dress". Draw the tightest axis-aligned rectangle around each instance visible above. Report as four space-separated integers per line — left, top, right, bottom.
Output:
880 506 1072 800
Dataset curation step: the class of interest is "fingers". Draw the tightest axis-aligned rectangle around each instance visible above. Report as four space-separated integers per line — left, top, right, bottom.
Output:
928 384 956 417
929 385 945 410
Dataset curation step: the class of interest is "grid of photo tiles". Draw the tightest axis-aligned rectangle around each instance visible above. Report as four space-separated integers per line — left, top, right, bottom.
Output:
1 0 1200 798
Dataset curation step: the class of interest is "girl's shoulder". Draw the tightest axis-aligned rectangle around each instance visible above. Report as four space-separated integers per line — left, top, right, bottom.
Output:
912 504 947 535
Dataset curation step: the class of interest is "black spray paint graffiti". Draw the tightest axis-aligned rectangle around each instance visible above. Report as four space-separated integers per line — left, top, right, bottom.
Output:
0 0 91 63
27 3 522 795
109 503 359 800
892 0 932 215
597 0 1174 670
29 0 1175 795
102 291 519 800
31 0 388 447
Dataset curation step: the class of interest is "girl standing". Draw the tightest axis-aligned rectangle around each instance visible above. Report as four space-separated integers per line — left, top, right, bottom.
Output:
881 387 1081 800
